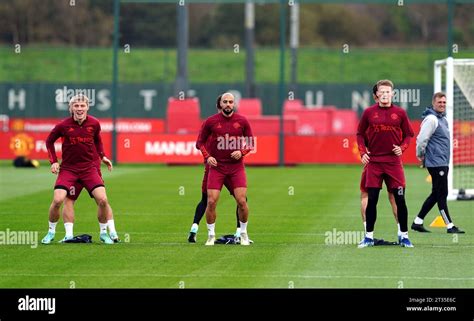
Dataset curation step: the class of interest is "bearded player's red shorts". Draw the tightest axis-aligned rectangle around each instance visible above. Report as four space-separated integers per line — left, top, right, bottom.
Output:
364 160 406 190
202 163 234 195
207 161 247 191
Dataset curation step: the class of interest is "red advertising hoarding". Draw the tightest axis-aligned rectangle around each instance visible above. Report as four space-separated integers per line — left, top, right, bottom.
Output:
7 118 165 133
116 134 279 164
2 118 473 165
284 135 419 164
0 131 112 160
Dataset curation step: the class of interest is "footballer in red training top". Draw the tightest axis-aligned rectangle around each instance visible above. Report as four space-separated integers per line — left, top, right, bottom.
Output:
356 79 415 248
41 94 117 245
195 92 254 246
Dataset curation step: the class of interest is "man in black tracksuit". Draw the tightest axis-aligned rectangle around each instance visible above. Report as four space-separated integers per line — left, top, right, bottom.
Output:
412 92 465 234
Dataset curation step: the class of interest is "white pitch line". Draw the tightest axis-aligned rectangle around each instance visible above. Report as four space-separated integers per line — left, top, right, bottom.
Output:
5 211 396 217
102 232 329 236
109 242 474 248
0 273 472 281
4 229 472 239
431 245 474 248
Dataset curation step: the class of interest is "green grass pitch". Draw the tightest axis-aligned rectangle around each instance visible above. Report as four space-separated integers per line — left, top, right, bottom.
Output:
0 163 472 288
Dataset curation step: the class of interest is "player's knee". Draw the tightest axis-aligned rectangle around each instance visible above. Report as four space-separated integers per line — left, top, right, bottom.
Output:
207 197 218 209
96 196 108 207
52 199 63 208
236 197 247 208
437 189 448 199
52 196 65 208
367 188 380 201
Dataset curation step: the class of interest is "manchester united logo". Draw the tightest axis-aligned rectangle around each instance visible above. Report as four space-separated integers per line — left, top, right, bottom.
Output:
11 119 25 132
86 126 94 133
391 113 399 120
9 133 35 156
233 122 241 129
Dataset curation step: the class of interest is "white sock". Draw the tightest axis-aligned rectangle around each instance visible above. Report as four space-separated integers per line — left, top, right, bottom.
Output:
64 223 73 238
366 231 373 239
397 223 401 236
191 223 199 233
447 222 454 229
107 220 117 234
414 217 423 225
99 223 107 234
363 221 366 232
239 222 247 233
207 223 215 236
401 231 408 239
235 227 241 236
48 221 57 233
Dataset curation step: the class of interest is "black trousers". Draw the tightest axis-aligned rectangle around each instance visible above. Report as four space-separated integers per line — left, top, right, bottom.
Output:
417 166 452 224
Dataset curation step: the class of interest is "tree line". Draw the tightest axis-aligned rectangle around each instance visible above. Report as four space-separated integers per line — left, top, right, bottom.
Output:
0 0 472 47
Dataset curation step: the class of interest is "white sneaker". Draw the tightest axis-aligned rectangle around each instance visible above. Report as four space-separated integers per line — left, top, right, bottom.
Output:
58 235 73 243
234 228 241 238
240 232 250 246
205 235 215 246
109 232 120 243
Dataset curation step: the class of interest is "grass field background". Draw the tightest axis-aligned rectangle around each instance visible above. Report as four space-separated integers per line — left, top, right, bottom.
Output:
2 46 474 83
0 163 472 288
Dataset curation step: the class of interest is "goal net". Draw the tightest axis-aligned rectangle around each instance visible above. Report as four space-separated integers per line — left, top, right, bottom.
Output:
434 58 474 200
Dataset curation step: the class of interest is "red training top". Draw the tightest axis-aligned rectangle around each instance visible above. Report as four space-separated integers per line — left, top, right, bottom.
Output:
46 115 105 171
357 103 414 163
196 112 254 163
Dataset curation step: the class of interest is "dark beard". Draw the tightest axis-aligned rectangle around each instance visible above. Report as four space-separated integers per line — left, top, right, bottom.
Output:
223 108 233 115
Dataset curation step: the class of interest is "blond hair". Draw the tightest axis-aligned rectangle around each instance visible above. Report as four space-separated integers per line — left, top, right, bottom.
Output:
376 79 394 90
68 94 89 115
69 94 90 106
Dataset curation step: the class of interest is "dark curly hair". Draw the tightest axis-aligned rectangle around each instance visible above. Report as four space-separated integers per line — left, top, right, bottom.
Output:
216 94 222 109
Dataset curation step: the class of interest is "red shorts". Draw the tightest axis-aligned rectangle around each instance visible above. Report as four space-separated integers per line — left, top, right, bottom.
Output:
67 167 103 200
360 166 390 193
55 167 104 198
202 164 234 195
207 162 247 191
365 161 406 190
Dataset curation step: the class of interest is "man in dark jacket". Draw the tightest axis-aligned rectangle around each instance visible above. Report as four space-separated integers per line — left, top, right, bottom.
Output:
412 92 465 234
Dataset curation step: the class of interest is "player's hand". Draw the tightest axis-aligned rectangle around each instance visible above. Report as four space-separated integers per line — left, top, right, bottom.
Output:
231 150 242 160
51 162 60 175
392 144 402 156
361 152 370 165
207 157 217 167
102 156 113 171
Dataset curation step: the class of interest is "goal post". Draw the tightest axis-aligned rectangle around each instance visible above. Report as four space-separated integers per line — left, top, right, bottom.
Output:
434 57 474 200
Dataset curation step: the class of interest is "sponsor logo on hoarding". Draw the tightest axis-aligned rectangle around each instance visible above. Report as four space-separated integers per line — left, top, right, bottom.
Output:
9 133 34 156
145 141 201 156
